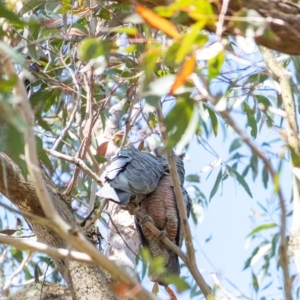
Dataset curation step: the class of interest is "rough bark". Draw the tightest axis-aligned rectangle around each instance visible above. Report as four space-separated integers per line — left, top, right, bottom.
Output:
227 0 300 55
0 152 117 300
7 282 72 300
106 203 140 274
291 176 300 275
114 0 300 55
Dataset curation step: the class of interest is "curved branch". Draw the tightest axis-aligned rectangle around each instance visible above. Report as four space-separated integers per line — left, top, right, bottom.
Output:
219 109 291 300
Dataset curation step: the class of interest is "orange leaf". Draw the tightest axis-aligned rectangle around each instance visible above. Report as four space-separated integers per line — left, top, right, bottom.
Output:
110 282 128 300
152 282 159 294
165 286 177 300
0 229 17 235
135 4 180 39
170 54 196 95
97 141 108 157
137 140 144 151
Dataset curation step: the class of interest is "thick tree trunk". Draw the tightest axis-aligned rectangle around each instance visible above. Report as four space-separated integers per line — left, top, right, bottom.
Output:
0 152 118 300
227 0 300 55
113 0 300 55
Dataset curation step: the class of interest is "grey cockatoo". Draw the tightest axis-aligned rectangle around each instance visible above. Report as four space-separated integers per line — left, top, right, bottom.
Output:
97 146 192 284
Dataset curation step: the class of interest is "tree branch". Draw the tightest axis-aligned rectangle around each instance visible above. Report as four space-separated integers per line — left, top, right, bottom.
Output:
156 103 213 299
45 148 103 186
219 109 291 300
259 46 299 153
0 234 94 264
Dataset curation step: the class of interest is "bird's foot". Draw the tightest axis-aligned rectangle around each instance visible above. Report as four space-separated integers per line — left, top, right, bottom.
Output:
156 229 167 241
140 214 154 225
126 202 140 215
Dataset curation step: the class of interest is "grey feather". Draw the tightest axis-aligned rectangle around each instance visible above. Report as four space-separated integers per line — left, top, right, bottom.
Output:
97 147 164 205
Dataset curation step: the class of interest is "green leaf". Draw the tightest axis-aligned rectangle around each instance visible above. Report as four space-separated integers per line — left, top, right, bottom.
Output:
247 73 268 84
145 95 160 106
0 75 18 91
97 8 111 20
229 138 243 153
35 136 53 171
256 95 272 107
164 42 181 68
175 23 207 64
0 42 25 65
231 168 253 198
273 172 280 193
242 102 257 138
242 165 250 177
44 89 60 112
247 223 276 237
243 256 252 270
11 248 24 263
36 114 52 132
111 27 138 35
71 22 89 35
94 155 107 164
208 51 225 80
205 105 218 136
0 3 23 24
250 155 258 180
262 165 269 189
20 0 44 14
78 38 112 62
186 174 200 183
164 97 196 150
252 272 259 293
209 168 222 201
7 125 28 179
163 275 190 292
143 49 161 89
149 256 165 279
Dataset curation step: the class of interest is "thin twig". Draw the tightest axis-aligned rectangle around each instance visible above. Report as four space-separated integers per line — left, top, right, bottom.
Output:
119 99 134 150
156 103 213 299
107 210 141 262
52 48 81 150
64 70 95 195
84 199 108 231
216 0 230 37
211 273 235 300
45 148 103 185
10 269 55 287
1 251 33 295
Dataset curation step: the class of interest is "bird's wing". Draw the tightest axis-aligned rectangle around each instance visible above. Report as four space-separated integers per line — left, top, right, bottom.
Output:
98 147 164 204
104 155 132 181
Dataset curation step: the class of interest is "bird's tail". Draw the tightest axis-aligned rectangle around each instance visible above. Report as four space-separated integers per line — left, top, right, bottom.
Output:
165 251 180 277
149 251 180 285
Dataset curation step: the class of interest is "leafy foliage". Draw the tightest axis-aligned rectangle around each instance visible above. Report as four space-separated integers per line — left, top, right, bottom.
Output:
0 0 298 299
